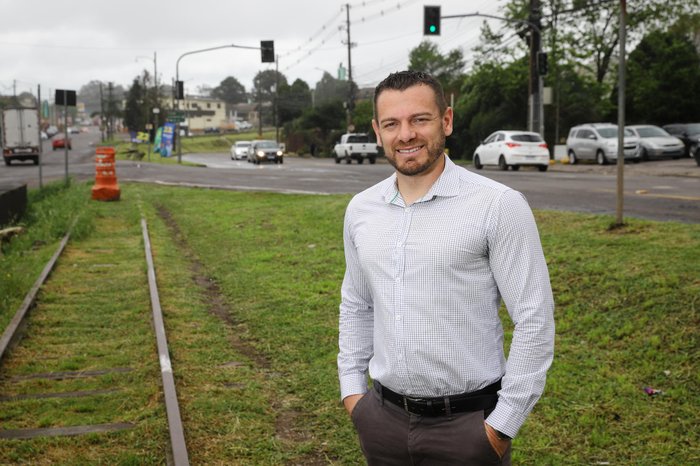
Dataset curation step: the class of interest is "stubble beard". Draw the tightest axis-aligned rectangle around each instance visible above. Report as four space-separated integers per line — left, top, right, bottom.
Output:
385 133 446 177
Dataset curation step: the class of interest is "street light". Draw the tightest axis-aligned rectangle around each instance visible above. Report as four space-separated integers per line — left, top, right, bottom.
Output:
174 43 261 163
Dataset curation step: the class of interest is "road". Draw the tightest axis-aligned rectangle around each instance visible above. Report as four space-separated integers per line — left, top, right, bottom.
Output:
2 129 698 223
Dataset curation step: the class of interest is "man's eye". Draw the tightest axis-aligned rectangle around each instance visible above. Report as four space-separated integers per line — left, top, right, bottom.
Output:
383 122 397 129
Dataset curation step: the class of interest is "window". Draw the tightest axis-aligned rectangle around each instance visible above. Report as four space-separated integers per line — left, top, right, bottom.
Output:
511 133 543 142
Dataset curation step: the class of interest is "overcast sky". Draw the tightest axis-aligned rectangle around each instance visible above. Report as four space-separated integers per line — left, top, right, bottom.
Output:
0 0 510 98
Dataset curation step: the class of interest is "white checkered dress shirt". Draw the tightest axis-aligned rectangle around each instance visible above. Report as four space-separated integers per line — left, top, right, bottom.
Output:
338 156 555 438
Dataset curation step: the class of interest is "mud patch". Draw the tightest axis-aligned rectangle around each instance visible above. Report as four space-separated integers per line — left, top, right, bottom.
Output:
156 205 269 369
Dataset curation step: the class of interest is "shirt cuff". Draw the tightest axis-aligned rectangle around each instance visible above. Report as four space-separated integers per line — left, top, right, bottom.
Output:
485 400 529 439
339 373 369 400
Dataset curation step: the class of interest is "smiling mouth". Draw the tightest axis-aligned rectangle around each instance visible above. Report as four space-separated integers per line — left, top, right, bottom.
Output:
396 146 423 155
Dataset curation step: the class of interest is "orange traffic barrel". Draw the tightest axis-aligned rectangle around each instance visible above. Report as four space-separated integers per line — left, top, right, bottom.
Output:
91 147 121 201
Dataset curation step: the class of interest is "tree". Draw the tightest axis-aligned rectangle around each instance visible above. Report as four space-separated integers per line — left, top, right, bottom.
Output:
313 72 355 107
123 77 146 132
252 70 288 102
278 78 312 125
78 80 126 117
624 30 700 124
407 40 465 95
211 76 246 105
505 0 700 85
452 58 529 158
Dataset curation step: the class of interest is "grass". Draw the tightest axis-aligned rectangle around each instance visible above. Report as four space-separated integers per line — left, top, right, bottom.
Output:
0 181 698 464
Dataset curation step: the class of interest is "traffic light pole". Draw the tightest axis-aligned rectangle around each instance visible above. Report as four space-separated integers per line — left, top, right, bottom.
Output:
174 43 262 163
439 11 545 136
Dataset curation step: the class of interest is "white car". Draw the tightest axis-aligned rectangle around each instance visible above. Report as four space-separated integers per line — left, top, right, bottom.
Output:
473 130 550 171
625 125 685 161
230 140 251 160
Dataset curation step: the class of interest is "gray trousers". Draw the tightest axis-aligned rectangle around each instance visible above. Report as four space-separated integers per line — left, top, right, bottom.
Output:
351 387 512 465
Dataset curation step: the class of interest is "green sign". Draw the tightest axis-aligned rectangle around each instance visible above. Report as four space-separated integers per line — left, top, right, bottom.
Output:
167 116 185 123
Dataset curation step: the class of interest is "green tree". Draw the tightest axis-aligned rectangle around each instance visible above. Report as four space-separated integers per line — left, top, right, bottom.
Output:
505 0 700 84
78 80 126 117
407 40 465 96
278 79 312 125
351 100 374 134
211 76 246 105
313 72 355 107
624 30 700 124
252 70 288 102
123 77 146 132
452 58 529 158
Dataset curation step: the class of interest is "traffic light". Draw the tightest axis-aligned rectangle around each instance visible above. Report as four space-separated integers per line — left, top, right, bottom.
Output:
175 80 184 100
424 6 441 35
261 40 275 63
537 52 548 76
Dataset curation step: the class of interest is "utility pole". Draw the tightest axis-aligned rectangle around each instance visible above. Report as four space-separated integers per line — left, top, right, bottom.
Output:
345 3 355 131
107 82 114 141
528 0 543 135
274 55 280 143
615 0 627 226
100 83 105 143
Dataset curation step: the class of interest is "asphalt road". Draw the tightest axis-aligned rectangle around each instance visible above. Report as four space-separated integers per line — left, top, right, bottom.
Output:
2 130 698 224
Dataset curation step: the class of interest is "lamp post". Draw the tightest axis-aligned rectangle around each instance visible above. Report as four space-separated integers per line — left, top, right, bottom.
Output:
175 43 260 163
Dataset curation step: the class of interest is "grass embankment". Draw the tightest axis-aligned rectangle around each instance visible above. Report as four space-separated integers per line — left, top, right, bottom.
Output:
0 181 698 464
111 130 278 165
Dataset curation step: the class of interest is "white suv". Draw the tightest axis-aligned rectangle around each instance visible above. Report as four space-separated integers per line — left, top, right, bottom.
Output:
566 123 640 165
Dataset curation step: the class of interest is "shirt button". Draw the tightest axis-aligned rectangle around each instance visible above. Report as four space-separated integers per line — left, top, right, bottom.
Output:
396 315 402 321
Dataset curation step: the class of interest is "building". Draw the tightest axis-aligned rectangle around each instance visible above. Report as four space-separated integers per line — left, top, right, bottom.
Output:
181 95 227 133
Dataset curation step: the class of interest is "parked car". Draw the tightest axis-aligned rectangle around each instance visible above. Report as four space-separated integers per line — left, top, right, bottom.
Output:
204 127 220 134
248 140 284 164
662 123 700 159
473 130 550 171
45 125 59 137
51 133 71 150
565 123 640 165
625 125 684 161
230 140 251 160
235 120 253 131
68 126 80 134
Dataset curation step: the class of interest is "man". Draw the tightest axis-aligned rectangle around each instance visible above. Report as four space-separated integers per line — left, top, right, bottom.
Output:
337 71 555 465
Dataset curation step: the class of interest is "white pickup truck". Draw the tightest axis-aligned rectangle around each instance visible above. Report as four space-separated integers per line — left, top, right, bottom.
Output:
333 133 379 164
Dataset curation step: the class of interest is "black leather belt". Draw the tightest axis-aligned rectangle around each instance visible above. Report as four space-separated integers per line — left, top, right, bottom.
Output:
375 379 500 417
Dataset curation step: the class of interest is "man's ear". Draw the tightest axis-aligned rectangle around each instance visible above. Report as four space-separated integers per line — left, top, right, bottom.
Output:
372 119 383 147
443 107 454 137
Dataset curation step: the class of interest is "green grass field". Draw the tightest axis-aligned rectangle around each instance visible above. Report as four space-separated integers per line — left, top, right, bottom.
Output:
1 180 698 464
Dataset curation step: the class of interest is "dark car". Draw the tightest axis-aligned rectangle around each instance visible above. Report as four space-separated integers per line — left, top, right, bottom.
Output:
662 123 700 160
51 133 72 150
248 140 284 164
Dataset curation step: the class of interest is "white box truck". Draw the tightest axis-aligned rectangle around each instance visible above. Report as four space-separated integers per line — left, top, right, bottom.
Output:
1 107 41 166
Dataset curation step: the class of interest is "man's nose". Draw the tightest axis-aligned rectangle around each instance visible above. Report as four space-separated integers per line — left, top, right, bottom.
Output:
398 123 416 142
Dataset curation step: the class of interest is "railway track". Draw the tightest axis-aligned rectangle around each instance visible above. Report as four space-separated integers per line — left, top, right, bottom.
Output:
0 216 189 465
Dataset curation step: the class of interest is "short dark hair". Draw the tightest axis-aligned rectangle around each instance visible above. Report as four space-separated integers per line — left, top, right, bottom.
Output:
373 71 448 118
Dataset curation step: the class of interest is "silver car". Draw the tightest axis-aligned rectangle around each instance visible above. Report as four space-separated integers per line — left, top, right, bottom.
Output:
566 123 640 165
626 125 685 161
248 140 284 164
230 140 251 160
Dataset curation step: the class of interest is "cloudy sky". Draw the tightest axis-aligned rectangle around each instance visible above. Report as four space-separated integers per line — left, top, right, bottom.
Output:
0 0 510 97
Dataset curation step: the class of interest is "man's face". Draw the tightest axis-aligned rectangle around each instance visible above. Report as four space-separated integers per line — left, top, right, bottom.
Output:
372 84 453 177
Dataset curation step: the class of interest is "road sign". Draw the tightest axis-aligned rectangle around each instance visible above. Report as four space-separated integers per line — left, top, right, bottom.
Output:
167 111 186 122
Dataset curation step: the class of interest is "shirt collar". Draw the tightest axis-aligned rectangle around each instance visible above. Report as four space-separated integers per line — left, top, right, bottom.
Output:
382 154 461 205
